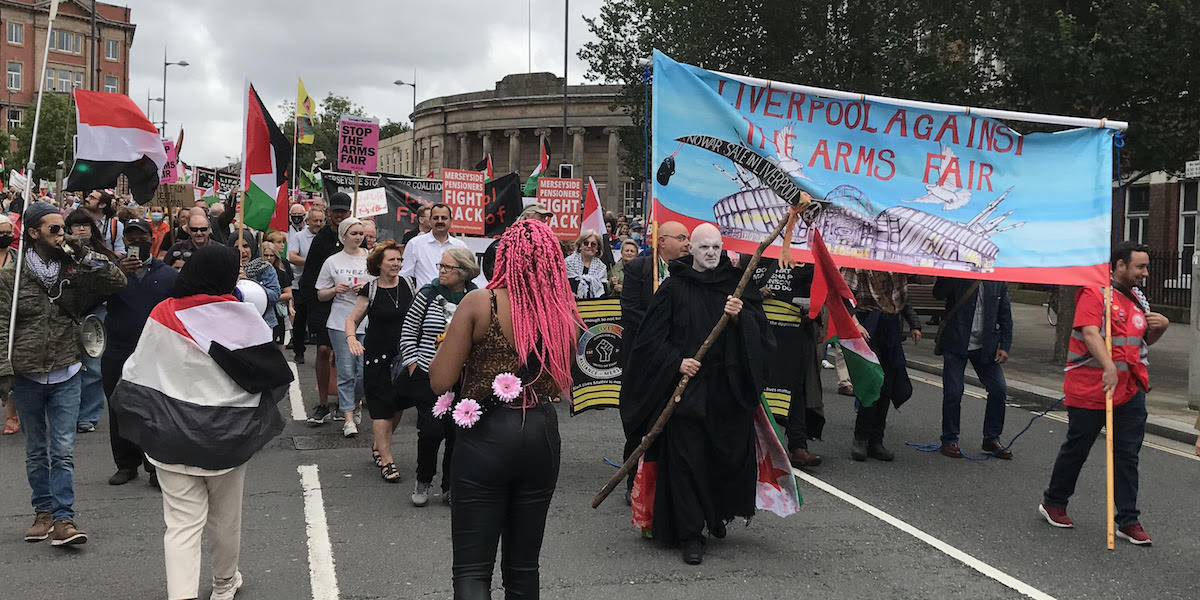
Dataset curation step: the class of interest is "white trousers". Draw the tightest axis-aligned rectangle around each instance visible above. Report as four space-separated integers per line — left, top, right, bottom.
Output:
158 464 246 600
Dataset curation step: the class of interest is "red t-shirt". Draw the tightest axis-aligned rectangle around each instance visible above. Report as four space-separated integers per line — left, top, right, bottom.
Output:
1063 286 1148 409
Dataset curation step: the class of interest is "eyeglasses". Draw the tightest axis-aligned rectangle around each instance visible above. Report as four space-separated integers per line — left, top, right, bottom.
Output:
663 234 689 242
437 263 463 272
189 227 209 233
580 241 598 248
45 224 63 234
171 250 193 259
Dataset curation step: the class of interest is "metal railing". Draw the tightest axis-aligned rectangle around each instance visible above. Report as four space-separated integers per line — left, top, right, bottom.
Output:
1144 252 1192 309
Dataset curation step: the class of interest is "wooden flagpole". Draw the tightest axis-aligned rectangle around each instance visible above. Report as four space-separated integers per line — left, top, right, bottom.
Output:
650 219 659 293
1104 285 1115 550
591 197 810 509
352 172 359 216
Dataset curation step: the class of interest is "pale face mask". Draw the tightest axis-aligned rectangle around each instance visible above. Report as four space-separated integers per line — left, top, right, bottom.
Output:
691 227 722 272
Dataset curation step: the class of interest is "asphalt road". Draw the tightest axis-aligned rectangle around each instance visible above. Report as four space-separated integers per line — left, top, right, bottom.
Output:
2 356 1198 600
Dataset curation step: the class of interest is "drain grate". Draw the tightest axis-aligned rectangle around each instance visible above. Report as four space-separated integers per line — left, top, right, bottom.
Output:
291 433 375 450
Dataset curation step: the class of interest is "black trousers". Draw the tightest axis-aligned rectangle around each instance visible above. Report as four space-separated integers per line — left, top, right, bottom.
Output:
451 402 560 600
411 369 455 491
852 311 910 443
292 291 308 355
100 353 153 473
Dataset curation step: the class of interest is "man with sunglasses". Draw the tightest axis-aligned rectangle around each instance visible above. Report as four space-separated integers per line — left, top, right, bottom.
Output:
163 213 215 260
0 201 126 546
80 190 124 254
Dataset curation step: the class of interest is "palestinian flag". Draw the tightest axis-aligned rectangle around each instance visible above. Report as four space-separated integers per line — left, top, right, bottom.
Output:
241 82 293 232
581 177 606 235
474 154 494 183
110 294 292 470
808 227 884 406
299 168 322 193
523 137 549 196
65 89 167 204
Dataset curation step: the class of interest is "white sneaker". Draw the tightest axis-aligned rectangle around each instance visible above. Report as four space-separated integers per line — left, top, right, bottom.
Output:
412 481 432 507
821 359 835 369
342 421 358 438
353 407 362 424
210 571 243 600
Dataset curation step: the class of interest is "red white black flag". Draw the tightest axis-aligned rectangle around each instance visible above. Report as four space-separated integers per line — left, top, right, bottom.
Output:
65 89 167 204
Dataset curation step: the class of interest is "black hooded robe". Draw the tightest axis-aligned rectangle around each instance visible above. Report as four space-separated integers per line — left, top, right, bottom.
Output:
624 255 774 546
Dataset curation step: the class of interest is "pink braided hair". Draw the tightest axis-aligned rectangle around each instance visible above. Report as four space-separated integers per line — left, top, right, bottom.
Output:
487 220 582 393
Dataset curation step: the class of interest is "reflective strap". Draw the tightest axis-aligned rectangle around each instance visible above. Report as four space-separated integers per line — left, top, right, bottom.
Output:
1065 355 1130 371
1069 330 1141 348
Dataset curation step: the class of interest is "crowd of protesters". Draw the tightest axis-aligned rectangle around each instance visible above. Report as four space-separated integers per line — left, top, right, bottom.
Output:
0 179 1188 599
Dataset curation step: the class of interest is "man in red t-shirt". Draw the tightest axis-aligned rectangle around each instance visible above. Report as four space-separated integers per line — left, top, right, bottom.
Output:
1039 242 1169 545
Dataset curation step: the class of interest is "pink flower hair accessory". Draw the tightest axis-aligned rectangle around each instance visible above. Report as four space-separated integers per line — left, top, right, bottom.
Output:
432 392 455 418
452 398 482 428
491 372 523 403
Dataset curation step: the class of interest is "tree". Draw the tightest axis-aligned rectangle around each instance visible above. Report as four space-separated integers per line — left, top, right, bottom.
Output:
278 93 367 174
380 119 410 139
4 92 76 183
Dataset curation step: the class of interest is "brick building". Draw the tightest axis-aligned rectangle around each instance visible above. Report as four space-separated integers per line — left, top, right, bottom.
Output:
382 73 638 216
0 0 135 132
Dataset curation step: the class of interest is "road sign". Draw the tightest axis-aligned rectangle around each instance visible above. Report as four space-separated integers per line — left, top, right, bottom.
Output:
1185 159 1200 179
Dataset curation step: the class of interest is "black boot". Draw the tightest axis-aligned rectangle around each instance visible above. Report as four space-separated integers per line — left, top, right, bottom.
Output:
867 440 895 461
850 439 868 462
682 539 705 565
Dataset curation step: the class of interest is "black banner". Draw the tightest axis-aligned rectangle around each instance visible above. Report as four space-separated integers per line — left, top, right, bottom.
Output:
569 299 623 415
193 168 240 194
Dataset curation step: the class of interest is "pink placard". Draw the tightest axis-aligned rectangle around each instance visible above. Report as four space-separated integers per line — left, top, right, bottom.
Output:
337 115 379 172
161 139 178 183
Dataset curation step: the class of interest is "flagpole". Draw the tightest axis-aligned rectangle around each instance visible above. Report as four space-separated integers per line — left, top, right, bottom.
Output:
591 197 812 509
352 172 359 215
7 2 59 361
291 107 298 203
1104 285 1115 550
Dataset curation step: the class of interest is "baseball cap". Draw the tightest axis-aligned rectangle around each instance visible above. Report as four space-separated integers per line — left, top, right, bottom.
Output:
522 203 553 218
124 218 153 234
329 192 352 211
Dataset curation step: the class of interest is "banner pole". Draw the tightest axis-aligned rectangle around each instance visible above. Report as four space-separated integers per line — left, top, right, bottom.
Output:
1104 285 1115 550
650 219 659 293
352 171 359 215
291 114 298 203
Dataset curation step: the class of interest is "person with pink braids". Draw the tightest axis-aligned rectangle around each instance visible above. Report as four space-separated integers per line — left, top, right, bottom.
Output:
430 219 580 600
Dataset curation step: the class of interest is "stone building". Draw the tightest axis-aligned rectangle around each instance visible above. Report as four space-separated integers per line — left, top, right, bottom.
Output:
378 72 640 215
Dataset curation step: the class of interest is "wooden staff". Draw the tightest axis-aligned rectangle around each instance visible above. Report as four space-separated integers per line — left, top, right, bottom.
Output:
1104 285 1115 550
591 197 809 509
650 219 659 293
352 171 359 216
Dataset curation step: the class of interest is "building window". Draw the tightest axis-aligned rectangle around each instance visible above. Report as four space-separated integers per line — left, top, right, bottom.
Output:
7 22 23 45
6 62 21 91
45 67 54 91
1181 182 1197 261
622 181 644 217
105 39 119 61
1124 185 1149 245
58 70 70 92
7 108 20 130
104 75 118 94
74 71 83 89
50 31 82 54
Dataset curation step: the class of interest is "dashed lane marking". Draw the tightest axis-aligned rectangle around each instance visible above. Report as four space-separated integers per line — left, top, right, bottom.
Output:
288 360 305 421
298 465 339 600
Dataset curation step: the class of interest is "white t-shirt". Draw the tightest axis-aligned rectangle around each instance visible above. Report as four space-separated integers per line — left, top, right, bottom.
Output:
316 251 373 334
287 227 317 289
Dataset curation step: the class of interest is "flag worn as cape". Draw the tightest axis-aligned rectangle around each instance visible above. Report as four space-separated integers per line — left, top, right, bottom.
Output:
296 77 316 145
110 294 292 470
241 82 293 232
581 177 606 236
807 227 884 406
474 154 494 183
523 137 549 196
65 90 167 204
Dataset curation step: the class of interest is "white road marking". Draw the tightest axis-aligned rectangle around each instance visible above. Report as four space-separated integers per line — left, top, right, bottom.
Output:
298 465 339 600
908 373 1200 462
289 360 305 421
793 468 1057 600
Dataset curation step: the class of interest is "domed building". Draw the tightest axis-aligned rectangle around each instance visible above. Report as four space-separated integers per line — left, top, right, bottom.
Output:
378 72 641 216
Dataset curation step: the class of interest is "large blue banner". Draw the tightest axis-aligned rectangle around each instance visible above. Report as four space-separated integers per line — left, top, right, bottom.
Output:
651 51 1114 286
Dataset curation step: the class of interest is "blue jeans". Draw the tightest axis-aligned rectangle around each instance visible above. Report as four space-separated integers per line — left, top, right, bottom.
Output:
327 328 364 414
13 373 82 521
76 306 106 426
940 349 1007 445
1043 391 1147 526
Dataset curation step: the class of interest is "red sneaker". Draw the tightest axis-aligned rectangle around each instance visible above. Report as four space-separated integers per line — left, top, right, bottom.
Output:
1116 523 1152 546
1038 503 1074 528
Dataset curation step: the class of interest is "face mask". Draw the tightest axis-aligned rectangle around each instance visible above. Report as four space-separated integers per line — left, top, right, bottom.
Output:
0 234 12 248
631 232 642 242
290 215 304 225
150 212 163 222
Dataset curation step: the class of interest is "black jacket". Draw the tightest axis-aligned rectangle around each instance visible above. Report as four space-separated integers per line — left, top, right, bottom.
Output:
933 278 1012 360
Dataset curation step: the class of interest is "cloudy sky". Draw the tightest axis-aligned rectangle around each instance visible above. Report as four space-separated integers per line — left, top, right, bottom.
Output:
124 0 607 168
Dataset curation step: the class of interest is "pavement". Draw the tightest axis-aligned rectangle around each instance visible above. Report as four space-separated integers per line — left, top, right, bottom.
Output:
2 334 1200 599
906 301 1200 444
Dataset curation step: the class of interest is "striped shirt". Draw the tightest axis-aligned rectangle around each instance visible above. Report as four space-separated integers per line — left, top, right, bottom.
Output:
399 287 449 372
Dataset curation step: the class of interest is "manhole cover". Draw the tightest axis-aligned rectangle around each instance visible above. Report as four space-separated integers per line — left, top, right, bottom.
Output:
291 434 375 450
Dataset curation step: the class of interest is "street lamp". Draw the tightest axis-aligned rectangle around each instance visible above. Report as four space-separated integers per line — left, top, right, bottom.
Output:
393 75 416 176
146 92 162 129
162 47 189 138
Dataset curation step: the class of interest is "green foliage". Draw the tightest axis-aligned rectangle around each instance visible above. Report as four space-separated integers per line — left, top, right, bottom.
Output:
380 120 410 139
580 0 1200 182
278 93 369 174
4 92 76 182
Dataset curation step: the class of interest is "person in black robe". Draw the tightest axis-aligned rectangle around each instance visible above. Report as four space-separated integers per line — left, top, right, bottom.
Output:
750 260 825 468
623 224 773 565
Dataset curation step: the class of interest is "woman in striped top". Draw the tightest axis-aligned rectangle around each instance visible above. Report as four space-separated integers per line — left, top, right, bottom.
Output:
399 246 479 506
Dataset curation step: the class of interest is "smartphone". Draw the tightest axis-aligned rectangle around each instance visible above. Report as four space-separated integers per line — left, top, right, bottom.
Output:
131 240 153 265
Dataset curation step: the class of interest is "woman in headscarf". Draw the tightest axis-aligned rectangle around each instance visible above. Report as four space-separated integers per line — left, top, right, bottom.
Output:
316 217 372 437
111 244 292 600
429 220 580 599
565 229 608 299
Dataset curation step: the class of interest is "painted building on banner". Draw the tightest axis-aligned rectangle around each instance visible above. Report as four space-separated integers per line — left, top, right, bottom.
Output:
379 72 639 216
0 1 136 133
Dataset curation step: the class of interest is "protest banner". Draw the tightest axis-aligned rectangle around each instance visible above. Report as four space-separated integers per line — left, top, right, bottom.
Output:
355 186 388 218
570 298 622 415
194 168 240 195
153 182 195 208
536 176 583 240
337 116 379 172
651 51 1116 286
161 140 178 184
442 168 486 235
